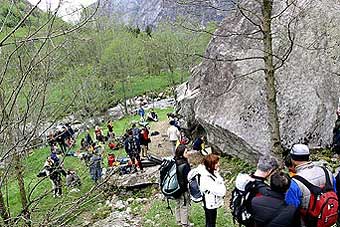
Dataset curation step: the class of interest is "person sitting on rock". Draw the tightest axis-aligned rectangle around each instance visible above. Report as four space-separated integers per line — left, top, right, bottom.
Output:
147 109 158 122
179 130 189 145
66 169 81 188
192 136 205 152
94 125 105 144
85 129 93 146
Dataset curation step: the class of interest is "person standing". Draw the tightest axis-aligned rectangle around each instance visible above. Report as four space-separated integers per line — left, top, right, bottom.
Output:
332 110 340 154
230 155 279 227
124 130 143 172
138 105 145 121
167 121 180 155
140 126 150 157
89 152 102 183
285 144 337 227
174 144 192 227
198 154 226 227
251 171 300 227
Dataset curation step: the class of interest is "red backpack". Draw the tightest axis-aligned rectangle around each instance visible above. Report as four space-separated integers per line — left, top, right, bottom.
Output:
293 167 338 227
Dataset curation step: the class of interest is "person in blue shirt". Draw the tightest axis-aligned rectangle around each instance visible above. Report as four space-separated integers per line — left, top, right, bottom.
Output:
138 105 145 121
285 144 336 226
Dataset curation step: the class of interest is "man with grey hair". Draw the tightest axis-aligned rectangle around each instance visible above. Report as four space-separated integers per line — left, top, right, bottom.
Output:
230 154 279 226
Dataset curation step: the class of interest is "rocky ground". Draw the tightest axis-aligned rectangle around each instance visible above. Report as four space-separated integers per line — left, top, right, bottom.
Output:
88 119 174 227
88 117 208 227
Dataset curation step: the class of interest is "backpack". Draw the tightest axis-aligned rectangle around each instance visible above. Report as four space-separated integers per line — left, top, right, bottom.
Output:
142 129 149 141
159 158 183 199
293 167 338 227
187 171 203 203
127 138 138 153
229 173 258 226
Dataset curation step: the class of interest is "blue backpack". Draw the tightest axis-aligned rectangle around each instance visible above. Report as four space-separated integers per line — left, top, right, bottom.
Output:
188 172 203 203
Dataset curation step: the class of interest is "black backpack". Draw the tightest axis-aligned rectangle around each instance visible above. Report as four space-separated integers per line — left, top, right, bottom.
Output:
159 158 183 199
230 180 257 226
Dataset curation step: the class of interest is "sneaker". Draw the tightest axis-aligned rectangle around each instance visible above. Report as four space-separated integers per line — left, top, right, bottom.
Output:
181 223 194 227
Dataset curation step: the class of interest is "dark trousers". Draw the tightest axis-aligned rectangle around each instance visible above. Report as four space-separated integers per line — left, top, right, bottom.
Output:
129 153 143 171
204 207 217 227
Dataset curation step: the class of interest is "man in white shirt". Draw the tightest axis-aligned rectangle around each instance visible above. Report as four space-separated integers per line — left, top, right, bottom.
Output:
167 120 180 155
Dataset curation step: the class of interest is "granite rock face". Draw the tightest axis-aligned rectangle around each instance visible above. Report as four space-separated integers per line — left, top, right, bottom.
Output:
177 0 340 162
92 0 230 29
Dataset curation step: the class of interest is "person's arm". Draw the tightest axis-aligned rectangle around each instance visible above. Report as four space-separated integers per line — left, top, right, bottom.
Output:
124 140 129 153
285 180 302 208
176 128 180 138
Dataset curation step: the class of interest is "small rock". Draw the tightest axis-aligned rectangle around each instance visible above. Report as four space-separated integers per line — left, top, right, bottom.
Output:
127 197 134 203
115 200 126 210
155 214 160 219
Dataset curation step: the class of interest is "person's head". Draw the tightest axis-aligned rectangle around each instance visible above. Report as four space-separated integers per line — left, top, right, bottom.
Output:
169 120 175 126
128 130 133 137
270 171 291 193
255 155 279 179
175 144 187 159
95 125 99 130
290 144 310 166
203 154 220 175
132 123 136 128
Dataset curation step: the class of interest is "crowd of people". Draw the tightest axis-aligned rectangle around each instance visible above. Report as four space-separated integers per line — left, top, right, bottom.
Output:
164 111 340 227
35 107 340 227
38 107 157 197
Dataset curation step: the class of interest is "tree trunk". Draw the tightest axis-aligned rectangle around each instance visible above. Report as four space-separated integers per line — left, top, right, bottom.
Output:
262 0 283 154
0 189 10 225
121 80 128 115
14 155 31 226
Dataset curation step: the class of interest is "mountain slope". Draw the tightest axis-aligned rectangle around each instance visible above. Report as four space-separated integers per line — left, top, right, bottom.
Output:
91 0 231 28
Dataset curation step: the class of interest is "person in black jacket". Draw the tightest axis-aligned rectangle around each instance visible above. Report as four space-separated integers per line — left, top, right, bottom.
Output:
124 130 143 172
175 144 191 227
251 171 300 227
332 111 340 154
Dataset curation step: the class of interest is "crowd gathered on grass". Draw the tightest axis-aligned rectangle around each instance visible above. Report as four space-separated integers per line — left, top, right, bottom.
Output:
34 107 340 227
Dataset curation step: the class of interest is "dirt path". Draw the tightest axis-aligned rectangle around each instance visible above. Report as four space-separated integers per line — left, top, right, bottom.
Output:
148 120 173 157
147 120 204 166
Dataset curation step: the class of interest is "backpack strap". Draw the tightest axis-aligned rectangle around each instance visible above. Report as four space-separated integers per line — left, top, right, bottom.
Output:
321 166 333 191
293 166 333 194
293 174 322 195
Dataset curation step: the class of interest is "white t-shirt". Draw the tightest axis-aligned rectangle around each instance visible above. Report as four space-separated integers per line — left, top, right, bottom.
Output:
167 125 180 141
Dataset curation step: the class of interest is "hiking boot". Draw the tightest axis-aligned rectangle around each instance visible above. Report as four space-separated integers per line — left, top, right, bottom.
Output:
181 223 194 227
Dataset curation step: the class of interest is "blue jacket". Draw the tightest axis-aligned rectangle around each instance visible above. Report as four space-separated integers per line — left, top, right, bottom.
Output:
285 163 336 208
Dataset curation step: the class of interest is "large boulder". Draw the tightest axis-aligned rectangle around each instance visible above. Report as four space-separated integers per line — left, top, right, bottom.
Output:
177 0 340 162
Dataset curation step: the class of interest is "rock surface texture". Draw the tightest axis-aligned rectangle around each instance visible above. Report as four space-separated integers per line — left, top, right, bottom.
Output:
177 0 340 162
91 0 230 29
